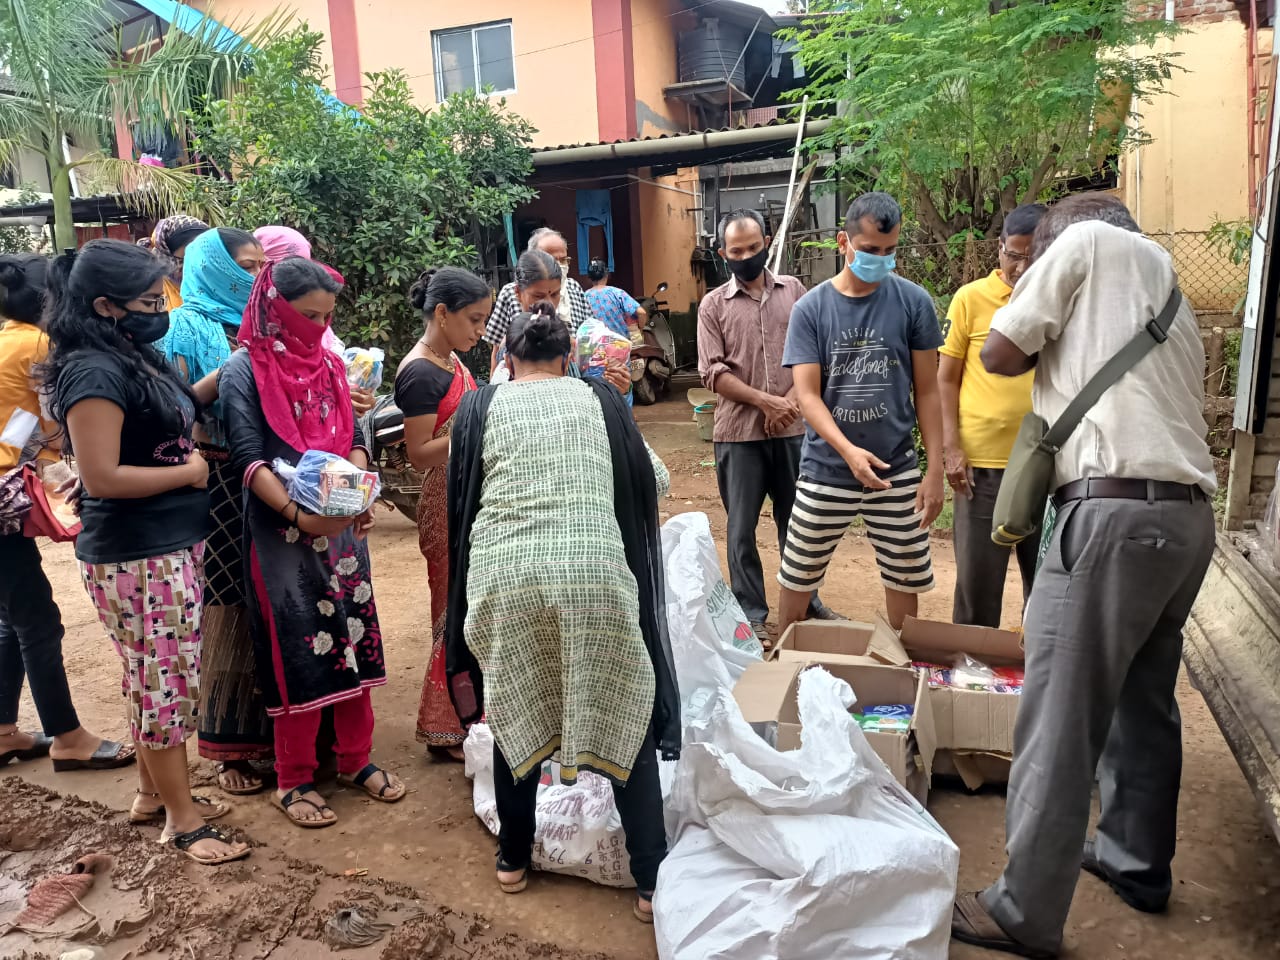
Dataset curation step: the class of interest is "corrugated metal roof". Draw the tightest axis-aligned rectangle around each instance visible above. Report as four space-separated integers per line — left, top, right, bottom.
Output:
530 114 794 154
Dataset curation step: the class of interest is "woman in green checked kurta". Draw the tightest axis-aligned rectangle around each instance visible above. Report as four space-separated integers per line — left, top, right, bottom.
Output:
445 302 680 922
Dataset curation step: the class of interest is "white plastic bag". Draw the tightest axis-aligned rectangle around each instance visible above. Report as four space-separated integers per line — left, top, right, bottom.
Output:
661 512 764 721
463 723 635 888
654 669 959 960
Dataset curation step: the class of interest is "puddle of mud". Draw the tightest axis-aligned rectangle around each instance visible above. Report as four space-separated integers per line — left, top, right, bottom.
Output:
0 777 610 960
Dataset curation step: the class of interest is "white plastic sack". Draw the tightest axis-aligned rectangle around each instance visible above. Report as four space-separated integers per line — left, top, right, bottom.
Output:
654 669 959 960
464 723 634 887
661 512 764 721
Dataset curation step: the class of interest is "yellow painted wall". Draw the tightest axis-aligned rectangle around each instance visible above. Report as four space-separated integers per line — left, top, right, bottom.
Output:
638 167 701 314
1121 21 1254 232
631 0 692 137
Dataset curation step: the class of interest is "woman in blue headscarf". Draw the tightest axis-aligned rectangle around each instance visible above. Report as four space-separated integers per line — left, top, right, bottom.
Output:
159 226 271 799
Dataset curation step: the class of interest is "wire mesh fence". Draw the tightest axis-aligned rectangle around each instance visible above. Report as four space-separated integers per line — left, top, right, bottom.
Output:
780 230 1249 317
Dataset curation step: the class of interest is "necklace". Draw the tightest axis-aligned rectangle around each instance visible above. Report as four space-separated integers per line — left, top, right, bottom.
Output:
419 335 456 372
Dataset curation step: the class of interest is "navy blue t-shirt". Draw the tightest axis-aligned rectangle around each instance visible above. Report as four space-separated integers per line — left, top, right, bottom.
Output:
782 274 943 486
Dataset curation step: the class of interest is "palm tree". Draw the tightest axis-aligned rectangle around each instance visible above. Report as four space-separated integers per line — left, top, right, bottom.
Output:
0 0 290 249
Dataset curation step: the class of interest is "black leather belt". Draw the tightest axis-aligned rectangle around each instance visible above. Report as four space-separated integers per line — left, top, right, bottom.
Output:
1053 477 1206 507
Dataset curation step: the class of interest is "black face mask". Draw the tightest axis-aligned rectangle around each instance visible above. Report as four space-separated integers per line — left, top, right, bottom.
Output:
117 309 171 344
725 248 769 283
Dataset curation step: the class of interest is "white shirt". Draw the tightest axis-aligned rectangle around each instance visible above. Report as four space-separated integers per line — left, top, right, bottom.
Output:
992 220 1216 494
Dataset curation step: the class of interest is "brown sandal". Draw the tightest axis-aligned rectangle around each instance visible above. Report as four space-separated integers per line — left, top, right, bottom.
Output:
129 791 228 824
951 892 1056 959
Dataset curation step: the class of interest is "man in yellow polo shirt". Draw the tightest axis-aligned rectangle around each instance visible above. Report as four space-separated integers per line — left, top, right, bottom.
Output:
939 204 1046 627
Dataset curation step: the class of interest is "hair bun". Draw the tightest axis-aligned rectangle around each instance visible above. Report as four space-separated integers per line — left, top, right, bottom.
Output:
529 299 557 320
0 258 21 289
409 268 439 312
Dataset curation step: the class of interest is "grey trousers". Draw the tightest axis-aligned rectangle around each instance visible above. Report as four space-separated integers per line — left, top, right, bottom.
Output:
952 467 1038 627
715 437 803 623
982 494 1216 954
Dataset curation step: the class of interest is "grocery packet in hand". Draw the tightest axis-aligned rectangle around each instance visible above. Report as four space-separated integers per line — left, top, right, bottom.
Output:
274 451 381 518
343 347 385 393
575 318 631 381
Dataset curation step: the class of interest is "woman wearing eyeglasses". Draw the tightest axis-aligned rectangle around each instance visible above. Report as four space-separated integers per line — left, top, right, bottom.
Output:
43 239 248 866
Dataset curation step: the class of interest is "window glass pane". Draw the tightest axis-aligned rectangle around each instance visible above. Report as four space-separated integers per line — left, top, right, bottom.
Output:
436 30 476 98
476 24 515 93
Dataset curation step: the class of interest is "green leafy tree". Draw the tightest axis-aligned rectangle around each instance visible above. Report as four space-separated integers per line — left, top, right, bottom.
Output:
0 183 46 253
0 0 289 250
192 29 536 354
788 0 1178 287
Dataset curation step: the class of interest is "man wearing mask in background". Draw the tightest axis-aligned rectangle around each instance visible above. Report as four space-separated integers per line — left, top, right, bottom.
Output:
486 226 593 378
778 192 946 635
698 209 843 645
939 203 1047 627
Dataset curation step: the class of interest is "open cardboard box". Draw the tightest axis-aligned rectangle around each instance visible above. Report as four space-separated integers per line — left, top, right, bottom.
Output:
770 615 909 667
894 615 1024 787
732 659 936 805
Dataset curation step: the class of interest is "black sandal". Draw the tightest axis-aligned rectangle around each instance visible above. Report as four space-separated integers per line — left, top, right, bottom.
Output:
337 763 405 803
171 823 250 865
275 783 337 829
51 738 136 772
496 856 528 894
0 730 52 766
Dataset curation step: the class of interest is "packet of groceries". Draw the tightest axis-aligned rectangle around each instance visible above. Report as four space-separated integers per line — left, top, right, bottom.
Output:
342 347 385 393
274 451 381 518
575 318 631 381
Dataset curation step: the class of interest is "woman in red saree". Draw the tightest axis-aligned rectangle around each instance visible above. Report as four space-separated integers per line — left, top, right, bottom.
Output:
393 268 493 760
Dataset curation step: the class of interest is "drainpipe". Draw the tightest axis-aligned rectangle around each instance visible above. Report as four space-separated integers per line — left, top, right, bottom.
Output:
1248 0 1260 216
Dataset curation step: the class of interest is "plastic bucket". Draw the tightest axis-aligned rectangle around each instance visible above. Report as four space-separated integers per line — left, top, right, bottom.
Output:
694 402 716 442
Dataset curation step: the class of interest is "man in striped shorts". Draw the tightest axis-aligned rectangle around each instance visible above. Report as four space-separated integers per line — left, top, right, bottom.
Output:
777 192 946 633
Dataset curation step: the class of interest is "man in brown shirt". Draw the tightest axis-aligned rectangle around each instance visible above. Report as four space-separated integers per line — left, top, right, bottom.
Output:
698 209 841 641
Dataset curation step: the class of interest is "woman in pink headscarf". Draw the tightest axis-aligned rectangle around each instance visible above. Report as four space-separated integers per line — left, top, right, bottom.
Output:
253 226 375 415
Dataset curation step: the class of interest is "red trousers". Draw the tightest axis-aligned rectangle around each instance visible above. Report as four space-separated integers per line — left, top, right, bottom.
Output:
274 689 374 792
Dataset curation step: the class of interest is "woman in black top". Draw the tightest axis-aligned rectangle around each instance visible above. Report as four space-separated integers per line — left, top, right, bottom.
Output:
393 267 491 760
44 240 248 866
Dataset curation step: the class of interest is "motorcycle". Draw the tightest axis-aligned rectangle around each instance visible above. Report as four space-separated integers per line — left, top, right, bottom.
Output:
630 281 676 406
361 395 422 521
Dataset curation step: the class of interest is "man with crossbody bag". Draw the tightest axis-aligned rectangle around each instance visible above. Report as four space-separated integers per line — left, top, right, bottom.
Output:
950 195 1217 960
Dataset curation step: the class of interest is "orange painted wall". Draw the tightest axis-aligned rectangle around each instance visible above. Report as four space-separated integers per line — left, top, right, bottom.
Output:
205 0 599 147
201 0 337 77
637 167 701 316
350 0 598 148
630 0 693 138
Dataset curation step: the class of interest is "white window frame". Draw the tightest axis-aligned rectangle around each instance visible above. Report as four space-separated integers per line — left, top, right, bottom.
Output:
432 20 517 102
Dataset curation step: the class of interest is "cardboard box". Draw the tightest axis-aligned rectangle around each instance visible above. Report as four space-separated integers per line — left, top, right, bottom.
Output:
732 660 936 804
932 751 1013 791
897 616 1023 753
770 615 909 667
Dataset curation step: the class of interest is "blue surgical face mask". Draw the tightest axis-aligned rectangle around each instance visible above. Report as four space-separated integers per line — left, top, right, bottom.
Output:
848 249 897 284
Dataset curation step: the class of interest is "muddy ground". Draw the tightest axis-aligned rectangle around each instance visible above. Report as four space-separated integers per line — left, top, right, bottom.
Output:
1 397 1278 959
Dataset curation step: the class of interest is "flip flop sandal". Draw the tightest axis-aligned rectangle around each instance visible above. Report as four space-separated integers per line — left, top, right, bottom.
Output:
51 739 136 772
495 856 528 894
0 731 52 766
951 892 1056 959
275 783 338 829
337 763 405 803
171 823 250 866
129 792 228 824
217 762 267 796
633 891 654 924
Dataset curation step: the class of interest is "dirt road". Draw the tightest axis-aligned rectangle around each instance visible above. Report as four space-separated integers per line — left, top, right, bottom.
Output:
1 398 1277 959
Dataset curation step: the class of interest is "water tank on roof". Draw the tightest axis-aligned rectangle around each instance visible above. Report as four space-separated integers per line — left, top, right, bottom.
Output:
678 18 749 88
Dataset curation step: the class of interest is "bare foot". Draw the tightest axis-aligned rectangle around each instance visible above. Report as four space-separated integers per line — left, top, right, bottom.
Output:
217 761 264 794
447 745 465 762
